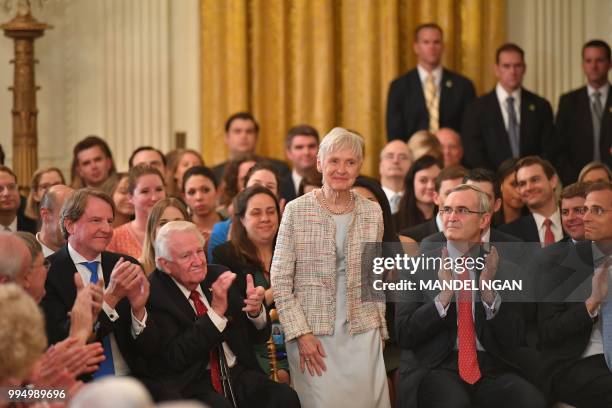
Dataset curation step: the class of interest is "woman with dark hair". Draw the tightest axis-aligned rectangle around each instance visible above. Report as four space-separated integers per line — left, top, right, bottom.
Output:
218 154 259 211
496 158 526 225
182 166 224 244
396 155 442 231
107 165 166 258
212 185 290 382
298 168 323 196
208 161 281 261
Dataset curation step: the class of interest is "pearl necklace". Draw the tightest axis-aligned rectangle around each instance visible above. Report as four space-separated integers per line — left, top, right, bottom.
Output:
319 188 354 215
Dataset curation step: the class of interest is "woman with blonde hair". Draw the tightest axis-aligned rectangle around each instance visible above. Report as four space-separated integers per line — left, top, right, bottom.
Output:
272 127 390 407
140 197 189 275
407 130 443 162
24 167 65 223
578 161 612 183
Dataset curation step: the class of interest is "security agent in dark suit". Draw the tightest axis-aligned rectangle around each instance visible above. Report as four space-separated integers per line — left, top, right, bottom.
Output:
386 23 476 142
537 182 612 408
553 40 612 185
132 221 299 408
212 112 290 183
280 124 319 203
40 188 149 377
462 44 554 171
395 184 546 408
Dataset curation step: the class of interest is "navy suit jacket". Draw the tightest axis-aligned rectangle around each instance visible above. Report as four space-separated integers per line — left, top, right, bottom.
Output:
553 85 612 185
462 88 554 170
386 68 476 141
40 246 142 370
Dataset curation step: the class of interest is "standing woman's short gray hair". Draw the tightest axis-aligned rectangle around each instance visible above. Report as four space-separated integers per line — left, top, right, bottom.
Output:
317 127 364 164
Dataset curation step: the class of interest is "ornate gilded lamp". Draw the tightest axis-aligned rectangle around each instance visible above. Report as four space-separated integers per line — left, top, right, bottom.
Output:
1 0 51 192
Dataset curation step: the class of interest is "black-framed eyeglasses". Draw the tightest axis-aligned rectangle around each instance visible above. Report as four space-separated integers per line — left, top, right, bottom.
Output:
440 206 485 216
582 206 612 216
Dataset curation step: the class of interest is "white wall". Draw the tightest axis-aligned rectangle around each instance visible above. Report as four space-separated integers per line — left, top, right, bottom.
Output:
507 0 612 111
0 0 200 175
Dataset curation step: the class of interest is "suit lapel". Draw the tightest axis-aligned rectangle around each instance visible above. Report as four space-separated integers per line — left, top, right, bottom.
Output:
489 91 513 157
157 271 198 320
55 246 79 306
439 70 451 124
409 70 428 117
519 89 531 153
100 252 116 288
601 84 612 163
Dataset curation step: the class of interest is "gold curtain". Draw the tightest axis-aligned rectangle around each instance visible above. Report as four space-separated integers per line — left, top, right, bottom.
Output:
201 0 505 176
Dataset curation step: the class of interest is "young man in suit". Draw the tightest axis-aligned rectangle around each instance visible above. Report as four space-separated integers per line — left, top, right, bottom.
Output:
537 182 612 407
462 43 554 171
212 112 291 182
386 23 476 142
41 188 149 377
499 156 564 245
0 165 37 233
279 124 319 202
395 184 546 408
560 182 588 243
133 221 300 407
554 40 612 185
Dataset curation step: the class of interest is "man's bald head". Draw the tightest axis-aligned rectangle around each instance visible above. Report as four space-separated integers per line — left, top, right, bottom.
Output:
435 128 464 168
0 232 31 284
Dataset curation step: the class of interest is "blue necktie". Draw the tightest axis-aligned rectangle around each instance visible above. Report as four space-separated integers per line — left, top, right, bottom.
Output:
82 261 99 284
81 261 116 377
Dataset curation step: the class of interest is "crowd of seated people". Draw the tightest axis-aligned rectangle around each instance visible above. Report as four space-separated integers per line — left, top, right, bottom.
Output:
0 22 611 408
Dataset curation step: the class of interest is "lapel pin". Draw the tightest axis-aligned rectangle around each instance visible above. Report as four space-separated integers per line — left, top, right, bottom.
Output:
609 107 612 113
446 80 453 88
529 104 535 111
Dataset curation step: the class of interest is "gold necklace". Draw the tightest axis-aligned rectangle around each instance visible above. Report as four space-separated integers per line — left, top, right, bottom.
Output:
319 188 354 214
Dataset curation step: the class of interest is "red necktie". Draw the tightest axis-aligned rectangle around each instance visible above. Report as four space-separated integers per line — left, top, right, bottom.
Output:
189 290 223 393
457 260 482 384
543 218 555 246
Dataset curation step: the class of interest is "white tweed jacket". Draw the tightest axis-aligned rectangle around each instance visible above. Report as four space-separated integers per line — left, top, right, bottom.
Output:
271 191 387 342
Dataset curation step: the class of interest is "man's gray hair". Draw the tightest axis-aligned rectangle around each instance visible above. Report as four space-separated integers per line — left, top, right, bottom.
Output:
154 221 205 270
447 183 492 214
317 127 364 164
0 232 32 281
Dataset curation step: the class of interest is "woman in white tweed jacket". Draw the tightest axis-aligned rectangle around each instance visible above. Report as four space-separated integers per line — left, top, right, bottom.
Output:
271 127 390 408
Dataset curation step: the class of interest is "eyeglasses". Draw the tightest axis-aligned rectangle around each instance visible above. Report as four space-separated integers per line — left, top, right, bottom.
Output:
440 206 485 216
582 206 612 216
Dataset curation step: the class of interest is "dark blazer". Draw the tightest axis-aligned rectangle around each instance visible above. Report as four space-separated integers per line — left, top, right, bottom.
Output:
40 246 142 367
212 157 291 184
15 195 37 234
536 241 600 392
553 85 612 185
386 68 476 141
132 265 271 401
498 214 541 243
213 241 270 296
462 88 554 170
395 245 528 406
398 218 439 242
279 174 297 203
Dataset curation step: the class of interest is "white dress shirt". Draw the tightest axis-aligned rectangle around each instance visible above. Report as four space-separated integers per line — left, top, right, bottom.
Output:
587 83 610 112
291 170 303 196
67 243 147 375
417 64 443 92
36 233 55 258
495 83 522 130
532 210 563 246
381 186 404 214
171 277 267 368
2 216 17 232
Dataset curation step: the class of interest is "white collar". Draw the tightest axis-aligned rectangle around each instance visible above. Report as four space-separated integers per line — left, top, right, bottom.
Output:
496 83 522 105
170 275 205 302
532 208 561 230
417 65 443 87
587 83 609 100
67 242 102 264
381 185 403 198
